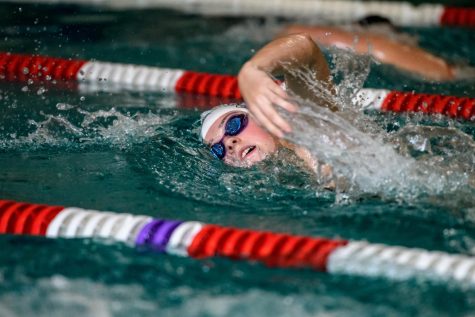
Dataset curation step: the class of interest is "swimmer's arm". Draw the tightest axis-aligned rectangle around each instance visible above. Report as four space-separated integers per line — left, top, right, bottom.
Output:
238 33 335 138
281 140 335 189
281 25 455 81
281 139 319 173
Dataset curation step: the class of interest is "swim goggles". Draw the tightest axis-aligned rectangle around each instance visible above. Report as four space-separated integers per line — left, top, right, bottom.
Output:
210 113 248 160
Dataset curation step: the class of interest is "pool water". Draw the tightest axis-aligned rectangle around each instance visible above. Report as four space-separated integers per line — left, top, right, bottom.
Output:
0 3 475 316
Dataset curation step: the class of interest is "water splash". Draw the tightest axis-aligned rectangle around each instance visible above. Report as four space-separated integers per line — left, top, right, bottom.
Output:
281 50 474 201
0 104 169 150
135 119 321 211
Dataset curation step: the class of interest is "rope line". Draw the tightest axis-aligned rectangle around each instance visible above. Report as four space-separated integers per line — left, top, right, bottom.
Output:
4 0 474 27
0 52 473 121
1 199 475 286
380 91 474 120
328 241 475 283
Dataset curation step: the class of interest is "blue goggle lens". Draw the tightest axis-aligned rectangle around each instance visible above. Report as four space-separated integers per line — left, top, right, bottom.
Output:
210 143 225 160
225 115 244 135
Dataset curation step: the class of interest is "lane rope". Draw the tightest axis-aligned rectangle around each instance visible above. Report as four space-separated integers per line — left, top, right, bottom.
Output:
3 0 475 27
1 199 475 286
1 52 473 121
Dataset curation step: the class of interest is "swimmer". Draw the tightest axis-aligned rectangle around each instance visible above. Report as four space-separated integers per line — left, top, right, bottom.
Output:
201 34 336 185
201 33 474 192
201 34 473 195
279 16 474 81
201 104 317 167
201 34 326 163
200 103 334 185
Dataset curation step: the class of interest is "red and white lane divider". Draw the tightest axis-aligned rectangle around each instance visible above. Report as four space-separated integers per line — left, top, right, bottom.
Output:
4 0 475 27
1 199 475 286
1 52 473 120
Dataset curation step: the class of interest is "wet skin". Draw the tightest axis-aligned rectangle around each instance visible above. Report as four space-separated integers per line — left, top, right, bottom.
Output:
204 111 277 167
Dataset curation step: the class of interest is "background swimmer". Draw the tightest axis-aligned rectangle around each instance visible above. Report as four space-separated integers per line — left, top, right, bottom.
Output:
279 16 475 81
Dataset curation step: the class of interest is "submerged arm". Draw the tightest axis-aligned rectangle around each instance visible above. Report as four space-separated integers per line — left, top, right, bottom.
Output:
281 25 455 81
238 33 335 138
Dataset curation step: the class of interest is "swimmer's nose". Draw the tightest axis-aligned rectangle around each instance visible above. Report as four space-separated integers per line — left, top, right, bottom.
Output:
224 136 240 154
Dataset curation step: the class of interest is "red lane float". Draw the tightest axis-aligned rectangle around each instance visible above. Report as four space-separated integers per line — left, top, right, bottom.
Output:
441 7 475 27
0 200 63 236
187 224 346 270
0 52 473 121
4 0 475 27
0 53 87 82
175 71 241 99
354 89 475 120
1 199 475 286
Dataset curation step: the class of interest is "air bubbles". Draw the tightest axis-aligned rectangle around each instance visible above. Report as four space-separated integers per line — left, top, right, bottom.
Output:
23 67 29 75
56 103 75 111
37 87 46 95
80 96 86 101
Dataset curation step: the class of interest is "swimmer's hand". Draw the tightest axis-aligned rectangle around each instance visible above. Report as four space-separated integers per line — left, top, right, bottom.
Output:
238 61 298 138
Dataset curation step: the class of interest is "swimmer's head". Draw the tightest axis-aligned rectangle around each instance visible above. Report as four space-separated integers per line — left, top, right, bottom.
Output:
200 105 277 167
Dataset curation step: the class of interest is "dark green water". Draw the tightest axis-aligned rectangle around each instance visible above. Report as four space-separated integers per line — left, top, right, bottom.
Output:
0 3 475 316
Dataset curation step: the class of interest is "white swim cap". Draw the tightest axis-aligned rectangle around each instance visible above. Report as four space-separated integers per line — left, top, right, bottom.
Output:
200 104 248 141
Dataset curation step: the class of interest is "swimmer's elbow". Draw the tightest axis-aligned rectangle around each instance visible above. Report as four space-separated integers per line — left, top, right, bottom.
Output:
282 33 321 61
292 32 314 42
286 33 315 49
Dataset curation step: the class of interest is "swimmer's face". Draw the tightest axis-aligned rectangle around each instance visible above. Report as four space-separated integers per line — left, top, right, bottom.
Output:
204 111 277 167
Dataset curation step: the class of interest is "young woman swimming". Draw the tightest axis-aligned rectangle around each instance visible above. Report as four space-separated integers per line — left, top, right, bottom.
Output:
201 33 474 194
200 103 333 184
201 33 335 180
201 104 319 169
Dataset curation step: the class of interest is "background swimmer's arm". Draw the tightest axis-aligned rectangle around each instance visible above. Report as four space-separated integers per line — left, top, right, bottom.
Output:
281 25 455 81
238 33 335 138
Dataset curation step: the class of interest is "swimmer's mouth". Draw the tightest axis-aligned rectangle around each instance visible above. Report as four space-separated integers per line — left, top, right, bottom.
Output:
241 145 256 159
